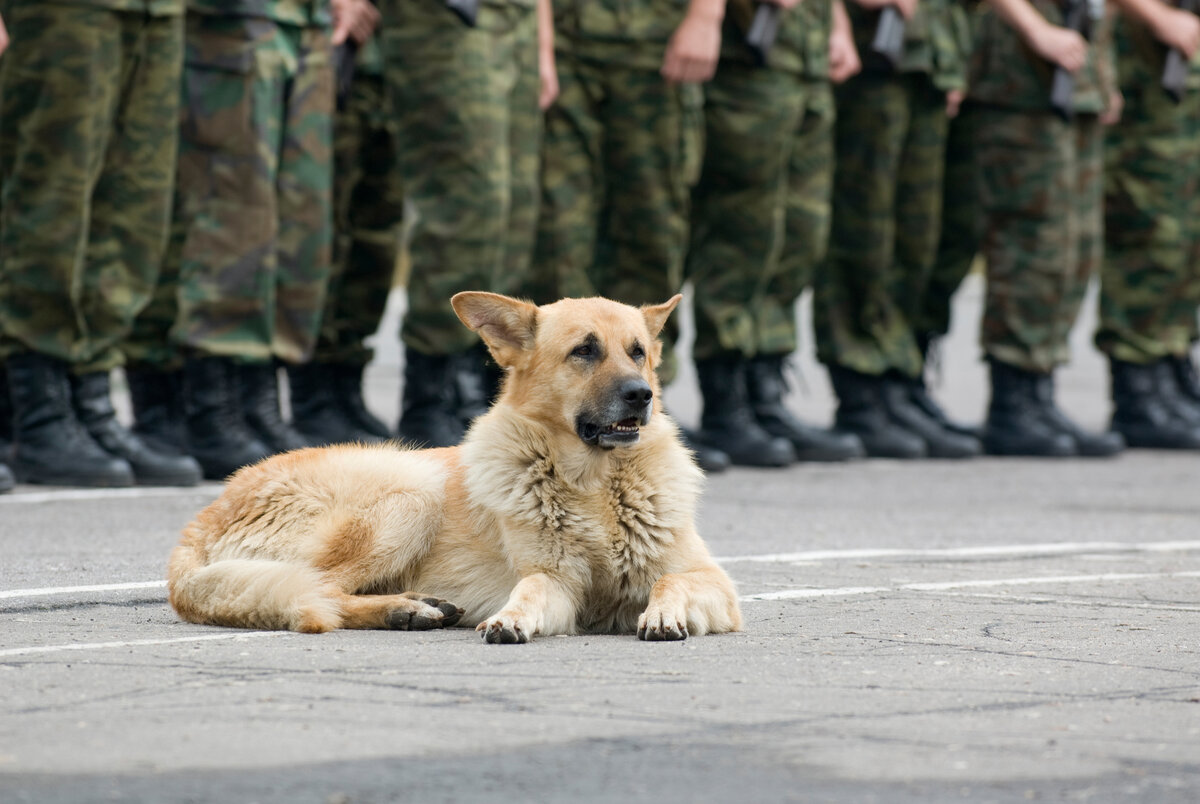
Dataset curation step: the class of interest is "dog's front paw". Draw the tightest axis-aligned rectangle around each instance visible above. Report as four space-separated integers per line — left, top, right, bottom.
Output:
476 612 532 644
388 595 465 631
637 606 688 641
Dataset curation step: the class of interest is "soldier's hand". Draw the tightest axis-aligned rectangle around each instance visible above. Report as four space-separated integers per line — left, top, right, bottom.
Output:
0 12 9 57
661 8 723 83
539 48 559 110
1152 7 1200 60
1099 89 1123 126
332 0 380 46
1027 23 1087 73
828 26 861 84
945 88 964 118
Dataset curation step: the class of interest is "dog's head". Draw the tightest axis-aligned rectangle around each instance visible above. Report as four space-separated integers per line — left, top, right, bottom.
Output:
452 292 681 449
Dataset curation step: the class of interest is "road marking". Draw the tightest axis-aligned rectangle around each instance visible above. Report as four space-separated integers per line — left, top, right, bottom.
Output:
740 570 1200 601
0 486 220 506
0 580 166 600
713 540 1200 564
0 631 290 659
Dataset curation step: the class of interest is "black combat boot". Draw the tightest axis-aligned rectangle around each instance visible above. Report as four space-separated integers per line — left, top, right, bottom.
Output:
827 365 926 458
6 353 134 486
71 371 203 486
239 362 312 453
982 360 1075 457
0 365 14 492
675 423 731 473
1169 353 1200 406
398 348 466 448
695 356 795 467
1154 359 1200 427
880 372 982 458
126 366 190 453
288 362 390 446
1109 359 1200 450
744 355 864 461
1032 371 1124 457
182 356 273 479
451 346 493 427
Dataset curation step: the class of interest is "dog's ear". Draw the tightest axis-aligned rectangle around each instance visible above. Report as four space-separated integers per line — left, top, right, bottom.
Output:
452 292 538 365
641 295 682 339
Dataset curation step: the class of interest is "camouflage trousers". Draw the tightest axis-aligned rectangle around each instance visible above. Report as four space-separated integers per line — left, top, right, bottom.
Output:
687 62 833 361
314 68 404 367
1095 64 1200 364
381 0 540 356
530 45 704 382
918 103 982 345
0 4 183 372
814 72 949 379
976 109 1103 373
167 14 334 366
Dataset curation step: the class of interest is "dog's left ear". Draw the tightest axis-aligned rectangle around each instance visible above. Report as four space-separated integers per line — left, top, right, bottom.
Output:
452 292 538 366
641 295 682 339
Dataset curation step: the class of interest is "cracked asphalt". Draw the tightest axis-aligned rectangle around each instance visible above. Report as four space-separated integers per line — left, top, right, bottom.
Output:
1 278 1198 803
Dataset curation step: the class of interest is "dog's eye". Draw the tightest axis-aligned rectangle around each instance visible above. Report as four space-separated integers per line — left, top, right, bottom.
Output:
630 343 645 361
572 344 594 358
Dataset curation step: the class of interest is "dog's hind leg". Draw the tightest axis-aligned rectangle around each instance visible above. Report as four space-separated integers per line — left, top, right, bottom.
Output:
334 591 464 630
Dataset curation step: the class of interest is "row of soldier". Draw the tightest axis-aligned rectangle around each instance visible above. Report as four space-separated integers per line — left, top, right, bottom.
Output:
0 0 1198 493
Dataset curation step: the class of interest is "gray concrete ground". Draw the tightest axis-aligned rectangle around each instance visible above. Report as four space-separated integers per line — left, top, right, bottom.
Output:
1 278 1198 804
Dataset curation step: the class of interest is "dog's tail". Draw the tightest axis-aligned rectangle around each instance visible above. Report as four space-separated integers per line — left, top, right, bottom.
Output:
167 542 343 633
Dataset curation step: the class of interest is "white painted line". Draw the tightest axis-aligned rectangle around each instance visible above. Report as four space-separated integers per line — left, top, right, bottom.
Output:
0 485 221 506
0 631 290 659
0 580 167 600
740 570 1200 602
714 541 1200 565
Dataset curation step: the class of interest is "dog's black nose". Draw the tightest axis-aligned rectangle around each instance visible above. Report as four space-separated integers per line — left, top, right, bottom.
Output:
620 379 653 408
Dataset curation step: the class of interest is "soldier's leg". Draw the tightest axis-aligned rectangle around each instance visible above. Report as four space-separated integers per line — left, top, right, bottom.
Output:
748 84 863 462
171 15 286 478
0 4 136 486
815 73 925 459
684 61 798 468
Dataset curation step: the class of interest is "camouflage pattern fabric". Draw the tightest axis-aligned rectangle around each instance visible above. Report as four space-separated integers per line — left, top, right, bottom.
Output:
187 0 332 26
0 3 183 373
814 72 951 379
845 0 969 90
722 0 830 78
686 57 832 361
316 64 403 367
1094 17 1200 364
379 0 540 357
167 13 334 365
915 101 983 343
975 108 1103 373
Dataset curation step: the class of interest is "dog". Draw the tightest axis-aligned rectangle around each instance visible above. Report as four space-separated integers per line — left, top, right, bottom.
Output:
167 292 742 643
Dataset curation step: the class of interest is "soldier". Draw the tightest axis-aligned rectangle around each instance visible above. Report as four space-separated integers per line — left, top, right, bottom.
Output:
528 0 729 469
0 0 202 487
0 13 7 494
165 0 375 480
288 0 396 446
379 0 551 448
1094 0 1200 449
685 0 866 466
968 0 1124 457
813 0 980 459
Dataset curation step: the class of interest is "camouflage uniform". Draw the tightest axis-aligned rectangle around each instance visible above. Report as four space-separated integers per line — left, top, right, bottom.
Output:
380 0 540 357
813 0 969 379
687 0 834 362
317 34 403 367
1094 13 1200 365
0 0 184 373
167 0 335 365
529 0 705 383
968 0 1115 373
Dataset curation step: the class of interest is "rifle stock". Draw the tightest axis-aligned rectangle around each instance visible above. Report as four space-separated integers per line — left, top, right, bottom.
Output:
745 3 782 67
1050 0 1089 121
1162 0 1198 102
334 41 358 111
446 0 480 27
871 6 906 69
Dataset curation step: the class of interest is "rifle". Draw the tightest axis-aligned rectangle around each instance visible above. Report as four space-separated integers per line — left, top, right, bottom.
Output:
446 0 480 27
745 3 782 67
871 6 906 70
334 40 358 111
1050 0 1090 121
1162 0 1198 102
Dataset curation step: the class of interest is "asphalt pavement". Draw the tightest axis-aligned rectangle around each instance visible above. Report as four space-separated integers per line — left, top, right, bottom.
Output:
1 277 1198 804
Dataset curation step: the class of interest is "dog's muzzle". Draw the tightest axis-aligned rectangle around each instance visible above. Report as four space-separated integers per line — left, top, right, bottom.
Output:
576 378 654 449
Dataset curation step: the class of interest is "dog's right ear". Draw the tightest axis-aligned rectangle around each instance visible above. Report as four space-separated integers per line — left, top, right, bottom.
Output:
451 292 538 366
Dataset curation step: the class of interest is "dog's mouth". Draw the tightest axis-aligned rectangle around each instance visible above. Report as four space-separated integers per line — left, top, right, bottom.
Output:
576 416 643 449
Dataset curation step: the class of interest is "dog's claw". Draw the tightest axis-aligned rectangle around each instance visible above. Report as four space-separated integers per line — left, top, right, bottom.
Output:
481 621 528 644
637 621 687 642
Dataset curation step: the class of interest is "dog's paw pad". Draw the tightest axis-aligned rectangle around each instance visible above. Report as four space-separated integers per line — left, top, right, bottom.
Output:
386 609 413 630
438 601 465 628
481 622 528 644
408 613 442 631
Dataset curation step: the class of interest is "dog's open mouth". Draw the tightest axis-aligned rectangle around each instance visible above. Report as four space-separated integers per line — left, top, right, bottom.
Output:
577 417 642 448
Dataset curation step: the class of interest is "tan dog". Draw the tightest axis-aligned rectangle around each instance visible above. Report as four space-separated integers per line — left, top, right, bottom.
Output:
167 293 742 643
